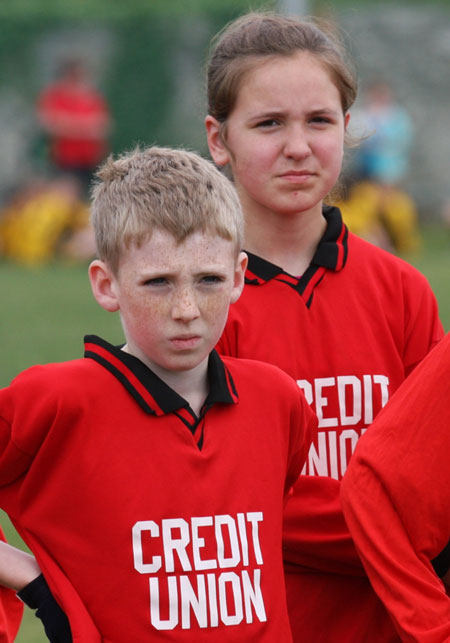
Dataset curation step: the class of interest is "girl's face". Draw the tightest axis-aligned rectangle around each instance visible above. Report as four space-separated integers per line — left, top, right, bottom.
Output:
206 51 349 220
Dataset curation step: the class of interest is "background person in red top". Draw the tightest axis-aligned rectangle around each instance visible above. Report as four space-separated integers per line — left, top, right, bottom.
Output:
205 11 444 642
36 58 112 196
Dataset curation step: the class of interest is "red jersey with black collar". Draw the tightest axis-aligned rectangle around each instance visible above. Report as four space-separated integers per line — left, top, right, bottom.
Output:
0 336 316 642
217 206 443 642
341 332 450 642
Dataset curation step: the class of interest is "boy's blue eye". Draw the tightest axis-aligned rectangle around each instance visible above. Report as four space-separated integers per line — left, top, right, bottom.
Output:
201 275 223 284
144 277 167 286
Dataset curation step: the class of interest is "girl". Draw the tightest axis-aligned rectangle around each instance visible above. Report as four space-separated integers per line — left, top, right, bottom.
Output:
205 12 443 643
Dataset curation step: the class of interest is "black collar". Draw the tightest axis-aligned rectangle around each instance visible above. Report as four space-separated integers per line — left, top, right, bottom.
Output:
245 205 348 284
84 335 238 416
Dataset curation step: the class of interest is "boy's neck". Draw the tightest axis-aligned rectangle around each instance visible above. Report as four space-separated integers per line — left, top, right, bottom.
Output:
122 344 210 417
158 363 209 417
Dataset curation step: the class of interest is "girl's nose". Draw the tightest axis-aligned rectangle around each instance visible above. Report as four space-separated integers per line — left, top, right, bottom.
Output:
283 125 312 160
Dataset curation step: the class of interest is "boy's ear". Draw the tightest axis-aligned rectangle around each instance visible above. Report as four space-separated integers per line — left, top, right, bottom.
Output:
230 251 248 304
205 115 231 167
88 260 120 312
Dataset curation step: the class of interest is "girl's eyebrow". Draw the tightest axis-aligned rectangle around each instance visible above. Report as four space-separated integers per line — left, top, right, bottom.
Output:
248 106 341 121
246 109 286 122
308 107 340 116
251 108 285 117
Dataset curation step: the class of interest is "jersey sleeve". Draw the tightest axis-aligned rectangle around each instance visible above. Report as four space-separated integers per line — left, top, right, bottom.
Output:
0 409 32 488
0 368 58 488
401 267 443 376
341 334 450 642
282 474 365 576
284 391 318 498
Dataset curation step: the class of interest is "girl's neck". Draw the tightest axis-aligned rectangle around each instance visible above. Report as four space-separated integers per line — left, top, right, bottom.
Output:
243 203 327 276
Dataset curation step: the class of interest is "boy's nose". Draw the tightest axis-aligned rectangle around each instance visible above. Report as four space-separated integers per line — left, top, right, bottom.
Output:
172 288 200 321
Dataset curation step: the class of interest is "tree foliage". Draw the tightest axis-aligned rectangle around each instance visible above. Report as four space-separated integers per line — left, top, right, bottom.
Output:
0 0 276 19
1 0 449 19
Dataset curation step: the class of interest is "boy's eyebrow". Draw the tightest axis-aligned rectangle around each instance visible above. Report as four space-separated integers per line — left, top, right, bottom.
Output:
139 264 231 278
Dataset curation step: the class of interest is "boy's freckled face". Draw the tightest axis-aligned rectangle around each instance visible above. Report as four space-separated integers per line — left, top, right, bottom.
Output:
111 230 244 374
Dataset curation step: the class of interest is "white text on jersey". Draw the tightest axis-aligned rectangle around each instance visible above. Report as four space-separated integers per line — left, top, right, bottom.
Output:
132 512 267 630
297 374 390 479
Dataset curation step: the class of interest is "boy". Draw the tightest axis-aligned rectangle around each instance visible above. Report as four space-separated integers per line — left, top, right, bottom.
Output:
0 146 316 641
341 332 450 642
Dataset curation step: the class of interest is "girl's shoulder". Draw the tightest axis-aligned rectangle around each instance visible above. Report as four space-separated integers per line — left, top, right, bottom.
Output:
347 231 429 284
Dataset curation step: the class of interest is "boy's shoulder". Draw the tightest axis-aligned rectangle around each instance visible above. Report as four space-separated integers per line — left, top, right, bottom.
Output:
8 357 97 397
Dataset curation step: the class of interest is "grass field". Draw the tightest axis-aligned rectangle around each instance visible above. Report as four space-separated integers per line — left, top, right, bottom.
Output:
0 260 124 641
0 224 449 641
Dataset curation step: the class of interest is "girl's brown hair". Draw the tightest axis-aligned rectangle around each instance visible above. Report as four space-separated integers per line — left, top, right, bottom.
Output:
206 11 357 124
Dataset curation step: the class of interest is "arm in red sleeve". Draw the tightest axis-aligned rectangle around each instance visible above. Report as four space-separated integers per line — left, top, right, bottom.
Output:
341 333 450 642
283 474 365 576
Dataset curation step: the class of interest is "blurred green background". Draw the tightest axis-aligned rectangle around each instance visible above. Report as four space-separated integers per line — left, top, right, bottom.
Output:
1 0 450 640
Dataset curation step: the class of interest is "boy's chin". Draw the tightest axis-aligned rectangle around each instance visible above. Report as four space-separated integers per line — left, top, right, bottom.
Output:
171 353 211 372
156 350 212 375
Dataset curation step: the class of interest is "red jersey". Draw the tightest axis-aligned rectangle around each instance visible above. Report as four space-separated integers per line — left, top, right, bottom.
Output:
217 206 443 641
0 336 316 642
37 81 109 169
341 333 450 643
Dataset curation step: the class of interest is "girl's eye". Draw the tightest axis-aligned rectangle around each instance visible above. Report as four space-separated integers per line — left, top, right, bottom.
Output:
256 118 280 128
310 115 333 125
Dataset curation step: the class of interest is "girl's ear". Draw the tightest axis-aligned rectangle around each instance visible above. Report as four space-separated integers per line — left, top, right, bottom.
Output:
88 260 120 312
205 115 231 167
344 112 351 131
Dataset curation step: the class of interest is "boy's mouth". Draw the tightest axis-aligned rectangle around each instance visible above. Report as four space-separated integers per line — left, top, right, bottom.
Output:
170 335 201 349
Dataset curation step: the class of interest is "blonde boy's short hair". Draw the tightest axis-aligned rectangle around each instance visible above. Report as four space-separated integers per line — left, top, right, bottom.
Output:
90 146 243 273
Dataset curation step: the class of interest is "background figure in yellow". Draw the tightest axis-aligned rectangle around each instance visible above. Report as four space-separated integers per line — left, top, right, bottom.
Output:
0 175 95 266
339 81 421 254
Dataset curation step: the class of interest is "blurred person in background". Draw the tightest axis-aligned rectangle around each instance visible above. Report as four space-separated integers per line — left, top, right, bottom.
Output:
339 80 421 254
0 58 108 267
36 58 112 199
0 174 95 266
